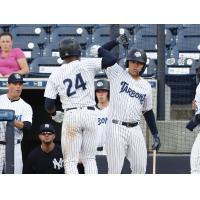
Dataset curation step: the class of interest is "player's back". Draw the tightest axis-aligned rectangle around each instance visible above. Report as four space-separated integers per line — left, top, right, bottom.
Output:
45 58 102 109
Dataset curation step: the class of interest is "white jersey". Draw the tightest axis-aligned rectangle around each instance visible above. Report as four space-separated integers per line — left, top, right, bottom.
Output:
0 94 33 141
44 58 102 109
105 63 152 123
96 105 109 147
195 83 200 115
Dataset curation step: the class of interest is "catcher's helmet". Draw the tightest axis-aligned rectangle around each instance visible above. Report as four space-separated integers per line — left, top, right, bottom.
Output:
95 79 110 91
59 37 81 60
126 48 147 75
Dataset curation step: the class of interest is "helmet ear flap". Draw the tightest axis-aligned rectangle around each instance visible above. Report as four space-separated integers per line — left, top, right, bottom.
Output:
125 60 129 68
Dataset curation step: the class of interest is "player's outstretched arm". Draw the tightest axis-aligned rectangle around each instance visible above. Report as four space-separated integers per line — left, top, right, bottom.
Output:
143 109 161 151
186 114 200 131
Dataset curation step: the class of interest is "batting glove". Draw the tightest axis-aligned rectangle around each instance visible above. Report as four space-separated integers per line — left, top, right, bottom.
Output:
116 34 129 48
152 134 161 151
51 111 64 123
88 45 101 58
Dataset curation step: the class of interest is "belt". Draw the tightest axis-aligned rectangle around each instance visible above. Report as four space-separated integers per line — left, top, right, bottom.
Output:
0 139 21 145
97 146 103 151
66 106 95 112
0 141 6 145
16 139 21 144
112 119 138 128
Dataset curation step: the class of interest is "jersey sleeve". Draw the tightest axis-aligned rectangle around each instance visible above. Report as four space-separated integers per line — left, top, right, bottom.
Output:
81 58 102 75
44 73 58 99
142 82 153 112
105 63 124 80
195 84 200 115
22 103 33 123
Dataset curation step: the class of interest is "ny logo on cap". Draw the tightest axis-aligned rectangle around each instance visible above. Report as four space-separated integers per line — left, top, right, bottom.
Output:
97 81 103 87
135 51 142 57
45 124 50 128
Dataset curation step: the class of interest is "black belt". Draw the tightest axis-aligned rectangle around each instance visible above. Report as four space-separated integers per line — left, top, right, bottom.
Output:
16 139 21 144
66 106 95 112
0 140 20 145
112 119 138 128
97 147 103 151
0 141 6 145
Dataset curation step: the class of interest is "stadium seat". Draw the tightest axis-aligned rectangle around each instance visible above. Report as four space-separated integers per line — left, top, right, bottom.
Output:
133 27 174 51
0 27 3 33
12 41 41 61
0 24 12 32
92 26 131 45
43 42 59 57
11 26 48 46
29 56 63 75
50 26 90 49
176 27 200 52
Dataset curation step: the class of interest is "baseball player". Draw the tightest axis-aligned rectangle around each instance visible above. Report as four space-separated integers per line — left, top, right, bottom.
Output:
44 37 118 174
23 123 64 174
186 79 200 173
94 36 161 174
95 78 110 156
0 73 33 174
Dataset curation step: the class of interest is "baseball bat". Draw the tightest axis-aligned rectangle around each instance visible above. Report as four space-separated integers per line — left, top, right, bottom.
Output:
152 150 157 174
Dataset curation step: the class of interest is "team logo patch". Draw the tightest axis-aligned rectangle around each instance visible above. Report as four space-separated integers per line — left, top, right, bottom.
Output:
97 81 104 87
45 124 50 128
14 74 21 79
135 51 141 57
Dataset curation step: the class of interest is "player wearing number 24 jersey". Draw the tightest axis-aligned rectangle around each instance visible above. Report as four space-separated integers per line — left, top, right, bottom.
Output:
44 37 117 174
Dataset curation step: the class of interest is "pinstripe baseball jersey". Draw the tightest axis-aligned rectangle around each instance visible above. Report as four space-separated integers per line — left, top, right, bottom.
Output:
0 94 33 141
105 63 152 122
96 105 109 148
44 58 102 109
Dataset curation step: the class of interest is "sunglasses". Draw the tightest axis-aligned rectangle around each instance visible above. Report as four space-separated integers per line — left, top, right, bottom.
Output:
40 132 54 135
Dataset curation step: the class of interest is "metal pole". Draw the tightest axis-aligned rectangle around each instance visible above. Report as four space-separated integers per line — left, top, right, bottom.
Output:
0 109 15 174
110 24 119 60
157 24 166 120
5 120 14 174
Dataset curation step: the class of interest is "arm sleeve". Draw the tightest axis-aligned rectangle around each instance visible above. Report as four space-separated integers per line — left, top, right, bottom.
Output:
142 83 153 112
15 48 26 59
98 47 118 69
195 84 200 115
101 40 119 51
143 109 159 136
44 98 56 113
22 121 32 130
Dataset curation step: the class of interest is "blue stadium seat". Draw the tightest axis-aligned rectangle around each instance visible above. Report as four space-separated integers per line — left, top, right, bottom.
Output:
11 26 48 45
176 27 200 52
29 56 63 74
0 24 12 32
50 26 90 48
43 42 59 57
133 27 173 51
0 27 3 33
12 41 41 61
92 26 131 45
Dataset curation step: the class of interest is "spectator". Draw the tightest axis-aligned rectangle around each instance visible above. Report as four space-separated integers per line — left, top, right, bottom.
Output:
0 32 29 77
23 123 64 174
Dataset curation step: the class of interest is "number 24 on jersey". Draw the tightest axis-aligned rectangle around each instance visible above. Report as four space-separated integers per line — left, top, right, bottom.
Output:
63 73 87 97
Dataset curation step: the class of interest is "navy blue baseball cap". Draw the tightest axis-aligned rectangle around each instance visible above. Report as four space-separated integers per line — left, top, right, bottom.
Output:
39 123 56 134
8 73 25 84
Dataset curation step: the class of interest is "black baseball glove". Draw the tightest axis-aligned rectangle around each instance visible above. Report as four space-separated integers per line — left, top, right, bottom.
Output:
116 34 129 48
